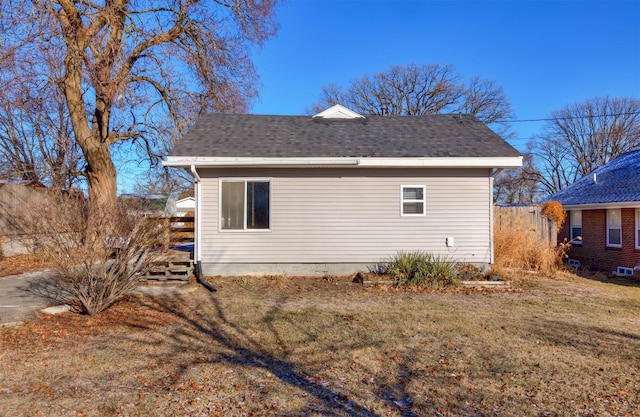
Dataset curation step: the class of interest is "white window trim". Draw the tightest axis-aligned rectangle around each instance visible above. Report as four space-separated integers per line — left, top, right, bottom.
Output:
570 210 582 245
400 185 426 217
636 209 640 249
606 208 622 248
218 178 272 232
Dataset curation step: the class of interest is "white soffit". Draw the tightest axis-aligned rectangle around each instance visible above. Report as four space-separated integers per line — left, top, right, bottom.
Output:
163 156 523 169
312 104 365 119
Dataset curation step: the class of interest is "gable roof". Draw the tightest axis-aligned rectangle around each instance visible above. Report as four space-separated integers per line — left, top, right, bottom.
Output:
165 108 521 169
548 149 640 208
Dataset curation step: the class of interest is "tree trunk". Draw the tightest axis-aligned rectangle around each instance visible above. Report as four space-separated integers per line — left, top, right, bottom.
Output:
85 142 118 214
58 32 118 213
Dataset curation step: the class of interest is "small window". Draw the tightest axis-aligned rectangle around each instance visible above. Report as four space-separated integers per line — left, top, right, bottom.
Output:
401 186 425 216
570 210 582 245
606 209 621 247
221 180 270 230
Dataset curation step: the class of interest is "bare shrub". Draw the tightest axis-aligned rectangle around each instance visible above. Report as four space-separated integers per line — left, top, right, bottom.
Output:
21 192 163 316
494 210 568 275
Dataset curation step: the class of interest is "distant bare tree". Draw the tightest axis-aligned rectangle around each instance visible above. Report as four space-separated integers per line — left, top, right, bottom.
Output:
527 96 640 195
0 61 82 188
1 0 279 213
133 168 193 199
494 153 540 204
309 63 514 135
459 76 514 137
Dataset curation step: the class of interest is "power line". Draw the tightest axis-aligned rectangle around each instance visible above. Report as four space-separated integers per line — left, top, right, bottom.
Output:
497 111 640 124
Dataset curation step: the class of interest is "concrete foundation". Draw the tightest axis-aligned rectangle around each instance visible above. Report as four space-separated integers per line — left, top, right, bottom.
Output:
201 262 372 277
200 262 491 277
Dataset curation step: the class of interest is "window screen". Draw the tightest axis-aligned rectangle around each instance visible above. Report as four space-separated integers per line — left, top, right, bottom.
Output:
401 186 425 216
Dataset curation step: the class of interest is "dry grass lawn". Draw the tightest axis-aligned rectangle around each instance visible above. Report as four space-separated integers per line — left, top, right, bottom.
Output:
1 272 639 416
0 253 57 278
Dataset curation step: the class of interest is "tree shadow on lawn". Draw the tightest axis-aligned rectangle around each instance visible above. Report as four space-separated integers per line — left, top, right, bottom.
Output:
519 315 640 359
129 290 428 416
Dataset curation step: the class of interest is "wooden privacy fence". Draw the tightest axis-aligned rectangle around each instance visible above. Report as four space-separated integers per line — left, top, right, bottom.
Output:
494 205 557 247
147 216 195 249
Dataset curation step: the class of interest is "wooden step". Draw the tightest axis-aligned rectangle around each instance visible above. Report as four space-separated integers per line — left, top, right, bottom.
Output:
140 259 194 282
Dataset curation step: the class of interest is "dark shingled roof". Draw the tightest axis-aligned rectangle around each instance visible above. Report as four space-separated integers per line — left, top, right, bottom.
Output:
168 113 521 158
549 149 640 206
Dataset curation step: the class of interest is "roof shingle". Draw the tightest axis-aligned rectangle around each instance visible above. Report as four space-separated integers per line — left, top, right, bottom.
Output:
168 113 521 159
549 149 640 206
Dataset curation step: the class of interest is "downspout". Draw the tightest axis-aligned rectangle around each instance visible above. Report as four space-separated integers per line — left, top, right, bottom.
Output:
489 168 501 266
190 165 216 292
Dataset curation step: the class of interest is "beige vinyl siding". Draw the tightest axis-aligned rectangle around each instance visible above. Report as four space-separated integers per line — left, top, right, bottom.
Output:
199 168 492 265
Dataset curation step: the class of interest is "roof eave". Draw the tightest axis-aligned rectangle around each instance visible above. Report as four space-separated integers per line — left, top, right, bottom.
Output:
163 156 523 169
560 201 640 210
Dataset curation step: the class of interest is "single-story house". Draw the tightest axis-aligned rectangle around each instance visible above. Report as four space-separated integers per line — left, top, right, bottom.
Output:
549 149 640 277
118 193 177 217
175 197 196 216
163 104 522 276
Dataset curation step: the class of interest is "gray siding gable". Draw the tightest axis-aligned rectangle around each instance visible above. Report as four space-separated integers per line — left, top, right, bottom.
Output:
169 113 520 159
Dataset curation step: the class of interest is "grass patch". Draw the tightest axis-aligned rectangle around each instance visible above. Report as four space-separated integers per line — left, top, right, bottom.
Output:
1 274 639 416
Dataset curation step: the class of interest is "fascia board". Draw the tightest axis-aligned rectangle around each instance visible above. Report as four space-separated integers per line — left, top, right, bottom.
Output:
163 156 523 169
356 156 522 168
562 202 640 210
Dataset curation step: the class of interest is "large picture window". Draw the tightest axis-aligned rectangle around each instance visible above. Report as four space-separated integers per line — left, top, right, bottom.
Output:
401 185 425 216
570 210 582 244
606 209 621 247
221 180 270 230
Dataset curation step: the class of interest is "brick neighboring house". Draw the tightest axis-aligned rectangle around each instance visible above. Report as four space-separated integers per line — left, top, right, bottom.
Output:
549 149 640 277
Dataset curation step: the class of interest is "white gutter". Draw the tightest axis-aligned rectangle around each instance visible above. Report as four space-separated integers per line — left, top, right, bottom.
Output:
561 202 640 210
163 156 523 169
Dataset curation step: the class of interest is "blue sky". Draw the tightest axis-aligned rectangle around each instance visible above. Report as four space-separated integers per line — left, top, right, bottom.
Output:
119 0 639 193
250 0 640 151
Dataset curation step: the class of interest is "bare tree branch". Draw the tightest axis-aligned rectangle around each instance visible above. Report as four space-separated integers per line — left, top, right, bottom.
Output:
309 63 514 135
1 0 279 212
527 96 640 195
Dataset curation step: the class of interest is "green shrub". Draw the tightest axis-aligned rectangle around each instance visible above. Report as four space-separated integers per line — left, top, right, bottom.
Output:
383 251 459 288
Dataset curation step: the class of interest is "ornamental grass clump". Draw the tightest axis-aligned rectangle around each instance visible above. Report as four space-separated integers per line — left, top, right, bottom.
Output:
493 207 568 275
384 251 459 288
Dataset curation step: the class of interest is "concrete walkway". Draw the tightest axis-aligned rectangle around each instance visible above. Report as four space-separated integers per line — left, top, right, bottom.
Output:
0 270 201 326
0 269 64 325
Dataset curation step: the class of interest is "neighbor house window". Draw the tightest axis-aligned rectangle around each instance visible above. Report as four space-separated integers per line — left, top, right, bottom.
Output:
606 209 621 247
220 180 270 230
570 210 582 245
401 185 425 216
